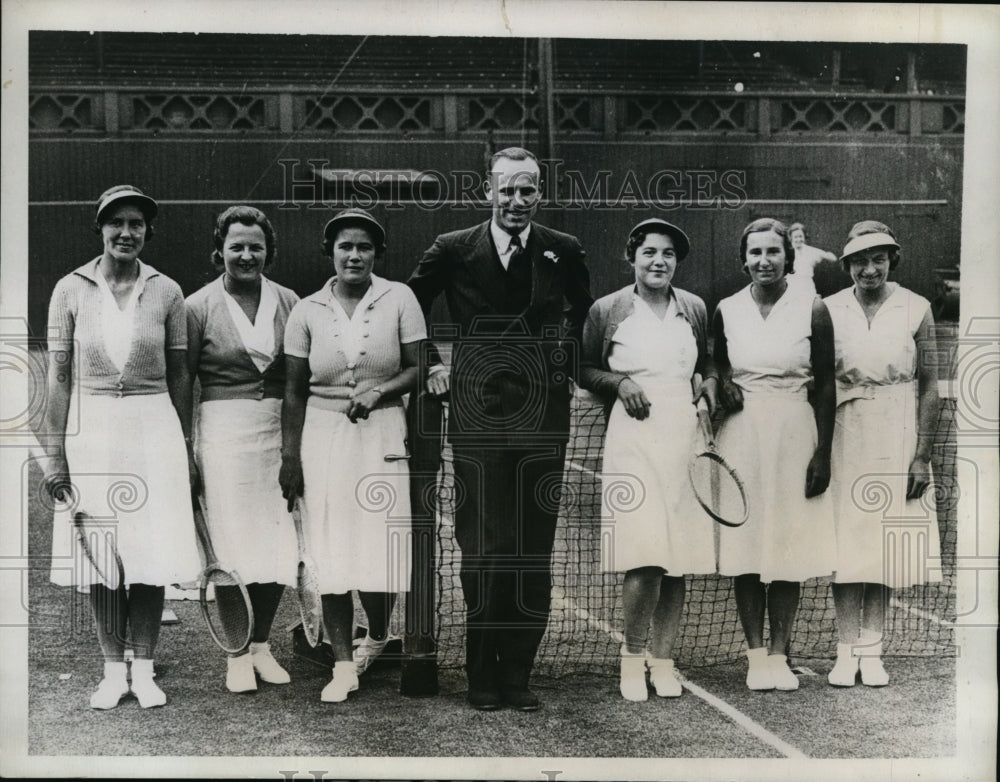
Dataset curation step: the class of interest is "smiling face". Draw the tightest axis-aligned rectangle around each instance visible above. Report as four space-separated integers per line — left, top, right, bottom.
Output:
485 156 541 235
221 222 268 286
847 248 891 292
744 230 788 286
331 226 376 286
789 227 806 249
100 204 146 264
632 231 677 293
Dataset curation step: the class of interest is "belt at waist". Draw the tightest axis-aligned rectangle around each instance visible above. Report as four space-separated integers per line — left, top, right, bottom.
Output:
306 395 403 413
836 380 915 407
740 387 810 400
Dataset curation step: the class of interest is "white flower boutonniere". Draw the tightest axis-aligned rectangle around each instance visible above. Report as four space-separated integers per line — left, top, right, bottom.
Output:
543 250 559 264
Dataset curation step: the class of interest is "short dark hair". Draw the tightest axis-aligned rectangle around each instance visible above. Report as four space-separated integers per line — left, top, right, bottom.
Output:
739 217 796 275
212 205 277 269
321 224 386 258
625 226 683 264
843 220 901 271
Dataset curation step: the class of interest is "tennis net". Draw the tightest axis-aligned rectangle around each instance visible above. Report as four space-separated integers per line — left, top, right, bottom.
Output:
426 393 958 675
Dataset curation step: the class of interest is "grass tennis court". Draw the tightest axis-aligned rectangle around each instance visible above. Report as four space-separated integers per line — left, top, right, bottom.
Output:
25 367 958 759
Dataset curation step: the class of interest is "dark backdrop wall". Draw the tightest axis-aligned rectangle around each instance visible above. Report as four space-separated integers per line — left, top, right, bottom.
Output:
28 34 966 337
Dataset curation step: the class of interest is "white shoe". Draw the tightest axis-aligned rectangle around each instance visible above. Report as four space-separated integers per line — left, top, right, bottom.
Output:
828 642 860 687
250 642 290 684
130 659 167 708
768 654 799 691
745 647 773 691
321 662 359 703
857 633 889 686
226 652 258 693
90 662 129 710
619 646 648 702
646 656 682 698
353 634 390 675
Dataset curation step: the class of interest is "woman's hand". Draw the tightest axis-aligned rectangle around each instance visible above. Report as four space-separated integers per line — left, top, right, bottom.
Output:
906 457 931 500
617 377 651 420
185 441 201 496
41 453 73 504
718 377 744 412
279 454 304 513
805 449 831 498
347 388 382 423
694 376 719 416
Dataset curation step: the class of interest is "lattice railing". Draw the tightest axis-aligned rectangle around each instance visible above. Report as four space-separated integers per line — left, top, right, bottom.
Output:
623 95 750 133
940 101 964 134
125 93 271 132
29 87 965 138
776 98 899 133
298 94 435 133
29 93 100 132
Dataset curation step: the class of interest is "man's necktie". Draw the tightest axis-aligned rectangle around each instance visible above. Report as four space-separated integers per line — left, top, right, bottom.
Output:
507 234 525 272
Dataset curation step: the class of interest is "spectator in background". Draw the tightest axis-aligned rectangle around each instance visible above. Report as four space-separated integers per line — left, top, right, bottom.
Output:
788 222 838 295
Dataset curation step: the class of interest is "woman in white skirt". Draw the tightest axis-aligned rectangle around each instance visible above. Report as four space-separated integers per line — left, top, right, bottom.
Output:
580 218 718 701
43 185 202 709
186 206 300 693
787 222 838 295
280 209 425 702
824 221 941 687
713 218 837 691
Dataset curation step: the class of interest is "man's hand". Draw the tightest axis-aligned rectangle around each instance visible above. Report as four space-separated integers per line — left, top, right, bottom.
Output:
426 366 450 397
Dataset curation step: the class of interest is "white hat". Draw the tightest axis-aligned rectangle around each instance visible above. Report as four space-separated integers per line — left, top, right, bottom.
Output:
840 232 899 262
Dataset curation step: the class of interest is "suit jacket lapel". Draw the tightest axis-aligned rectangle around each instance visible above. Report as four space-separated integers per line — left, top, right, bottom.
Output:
463 221 509 313
525 229 556 323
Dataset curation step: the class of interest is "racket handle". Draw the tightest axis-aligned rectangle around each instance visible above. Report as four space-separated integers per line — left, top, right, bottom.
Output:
695 397 714 445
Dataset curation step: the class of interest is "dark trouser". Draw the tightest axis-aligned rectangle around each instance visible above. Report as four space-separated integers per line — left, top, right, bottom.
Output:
451 444 565 691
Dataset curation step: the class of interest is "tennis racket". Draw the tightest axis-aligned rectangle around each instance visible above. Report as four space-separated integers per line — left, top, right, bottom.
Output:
73 511 126 590
688 397 749 527
191 489 254 654
27 433 125 589
292 498 322 648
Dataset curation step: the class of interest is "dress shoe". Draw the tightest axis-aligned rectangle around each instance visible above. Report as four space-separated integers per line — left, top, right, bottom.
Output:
467 688 502 711
502 686 540 712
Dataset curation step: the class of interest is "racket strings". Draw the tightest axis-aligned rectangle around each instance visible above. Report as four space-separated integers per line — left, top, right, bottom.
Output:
689 452 748 526
203 573 253 653
76 524 122 589
296 562 323 645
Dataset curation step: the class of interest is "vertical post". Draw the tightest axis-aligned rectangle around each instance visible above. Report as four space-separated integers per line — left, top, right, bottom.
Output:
831 49 841 89
757 96 771 137
278 92 294 134
906 50 918 94
399 391 444 697
537 38 558 202
104 90 119 134
443 94 459 139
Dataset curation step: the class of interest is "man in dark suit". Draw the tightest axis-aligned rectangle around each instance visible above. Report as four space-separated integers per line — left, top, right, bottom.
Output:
408 148 592 711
